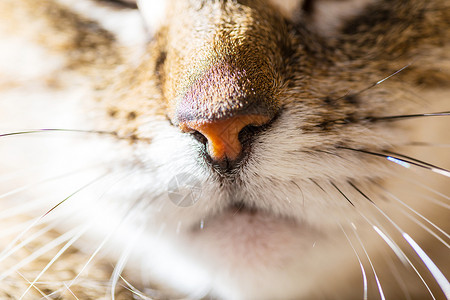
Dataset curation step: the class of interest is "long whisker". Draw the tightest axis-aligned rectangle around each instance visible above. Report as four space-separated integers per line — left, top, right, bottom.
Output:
350 225 386 300
331 181 437 298
384 150 449 171
378 249 413 300
407 142 450 148
63 170 141 294
119 275 152 300
403 233 450 299
0 164 107 201
350 182 447 298
339 224 368 300
19 226 89 300
335 63 411 101
39 172 109 221
397 177 449 201
374 182 450 243
0 129 117 138
368 111 450 122
15 271 49 300
61 282 80 300
402 212 450 249
338 147 450 177
329 182 388 298
329 181 355 206
0 172 109 262
110 221 145 300
0 225 84 281
0 222 58 264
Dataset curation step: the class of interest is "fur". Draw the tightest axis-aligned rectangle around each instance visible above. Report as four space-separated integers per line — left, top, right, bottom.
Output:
0 0 449 299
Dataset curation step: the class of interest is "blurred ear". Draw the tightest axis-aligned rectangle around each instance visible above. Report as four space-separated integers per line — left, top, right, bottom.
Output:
137 0 167 34
273 0 378 37
55 0 147 47
306 0 378 36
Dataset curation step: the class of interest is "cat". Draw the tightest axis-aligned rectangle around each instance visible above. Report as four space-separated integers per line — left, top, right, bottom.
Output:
0 0 449 299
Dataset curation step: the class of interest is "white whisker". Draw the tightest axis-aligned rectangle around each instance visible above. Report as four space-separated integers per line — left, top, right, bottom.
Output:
15 271 50 300
376 183 449 242
119 275 152 299
350 183 439 299
0 226 84 281
19 225 89 300
0 164 104 201
351 225 386 300
401 212 449 248
110 220 145 300
340 224 368 300
62 282 80 300
372 226 408 266
400 177 450 201
403 233 450 299
0 172 110 260
0 222 57 264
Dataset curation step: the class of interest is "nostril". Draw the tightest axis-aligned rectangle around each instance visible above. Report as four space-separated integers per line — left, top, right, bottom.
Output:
191 130 208 146
179 114 271 163
238 124 264 144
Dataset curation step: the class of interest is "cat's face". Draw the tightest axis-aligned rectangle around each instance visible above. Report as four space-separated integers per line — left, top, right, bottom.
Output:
0 0 449 299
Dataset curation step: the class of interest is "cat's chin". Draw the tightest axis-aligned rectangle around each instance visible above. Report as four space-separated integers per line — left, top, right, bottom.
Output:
143 206 332 299
185 204 323 267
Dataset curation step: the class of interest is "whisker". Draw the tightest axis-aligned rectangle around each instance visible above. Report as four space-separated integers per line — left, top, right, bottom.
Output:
402 212 450 249
19 226 89 300
338 147 450 177
0 225 84 281
399 177 450 201
0 172 109 262
329 181 354 206
379 249 413 300
0 129 118 138
350 182 445 298
62 282 80 300
110 222 145 300
64 233 111 293
350 225 386 300
331 181 438 298
15 271 50 299
0 222 58 264
407 142 450 148
60 169 143 294
39 172 109 221
0 164 107 201
403 233 450 299
339 182 409 265
339 224 368 300
0 219 37 240
119 275 152 299
335 63 411 101
384 150 449 171
374 182 449 243
368 111 450 122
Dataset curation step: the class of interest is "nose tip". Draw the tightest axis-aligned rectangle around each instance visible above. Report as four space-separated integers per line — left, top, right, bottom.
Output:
179 114 270 162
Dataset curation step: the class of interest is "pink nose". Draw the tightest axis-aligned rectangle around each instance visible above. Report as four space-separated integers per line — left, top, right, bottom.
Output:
179 114 270 162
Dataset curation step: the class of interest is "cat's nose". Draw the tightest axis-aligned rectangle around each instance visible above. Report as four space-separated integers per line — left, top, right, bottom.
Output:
179 114 270 163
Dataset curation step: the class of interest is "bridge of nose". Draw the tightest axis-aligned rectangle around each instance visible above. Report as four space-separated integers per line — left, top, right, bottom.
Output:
175 60 278 162
175 60 278 123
